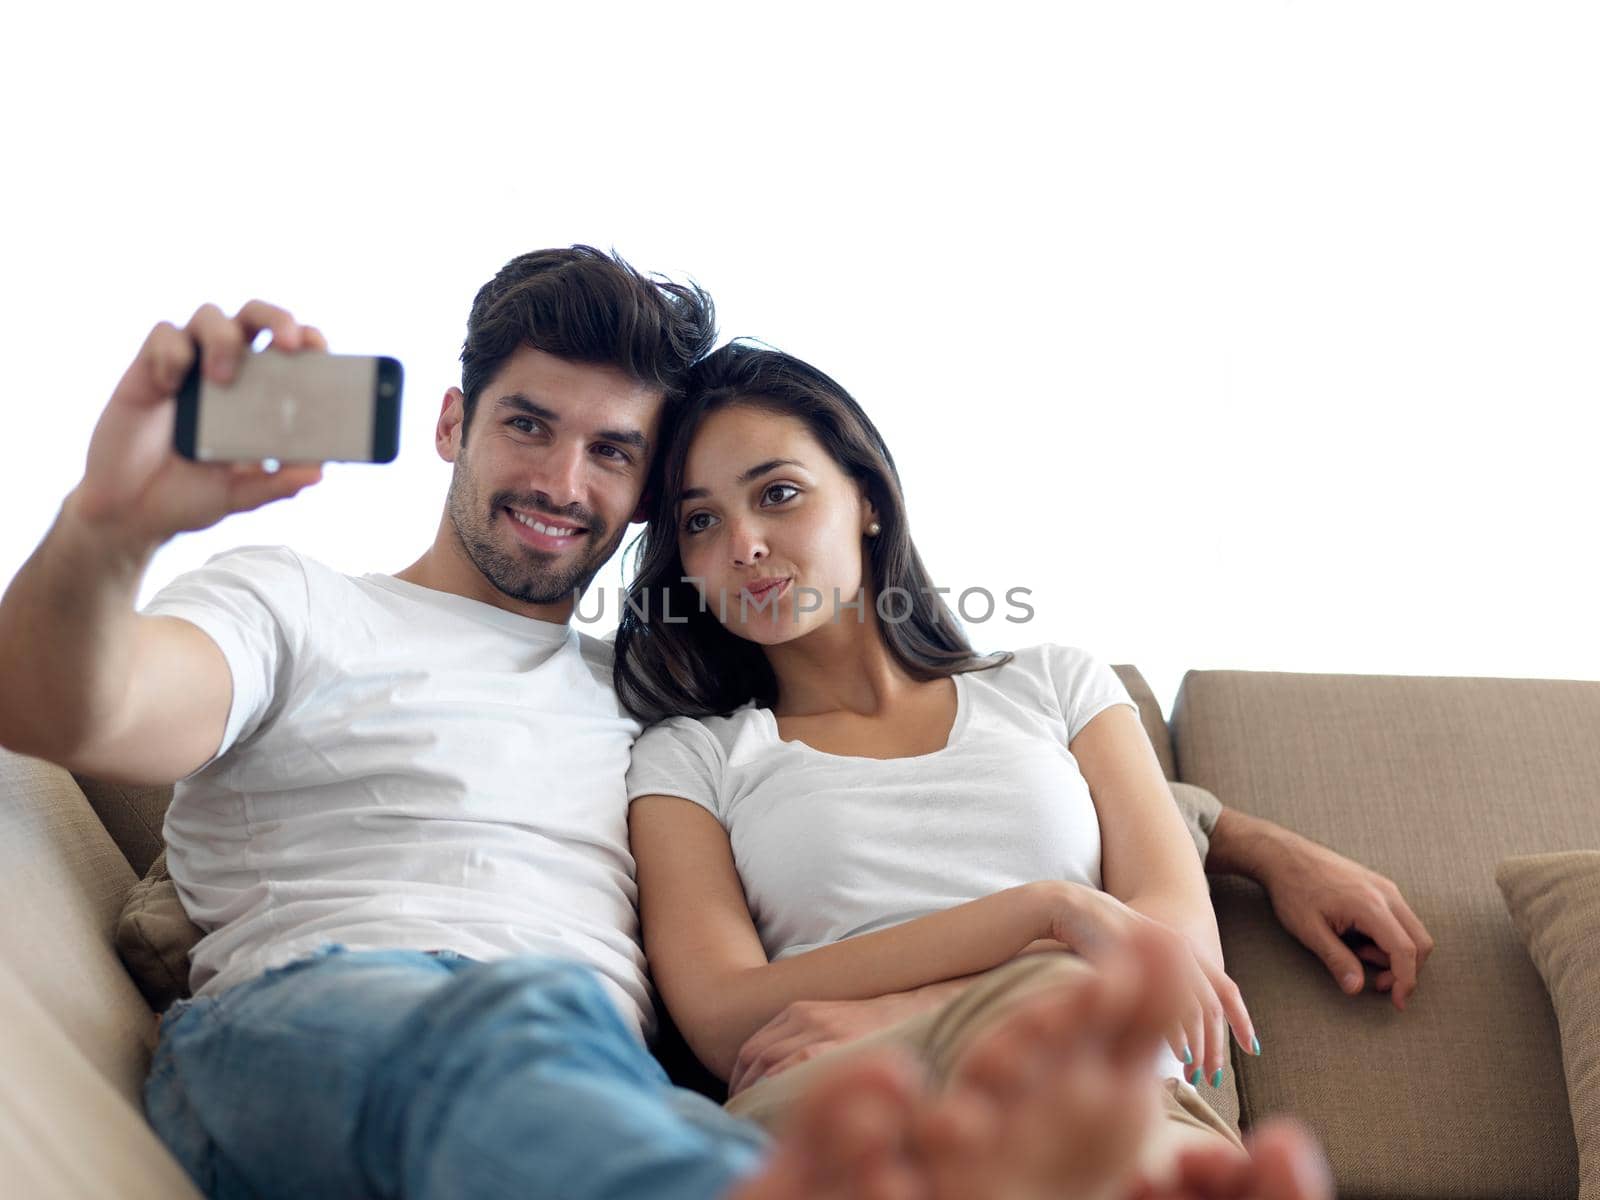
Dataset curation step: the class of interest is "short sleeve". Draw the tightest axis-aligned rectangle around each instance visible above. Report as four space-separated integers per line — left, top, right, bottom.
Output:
626 717 726 823
1042 644 1141 744
140 545 309 768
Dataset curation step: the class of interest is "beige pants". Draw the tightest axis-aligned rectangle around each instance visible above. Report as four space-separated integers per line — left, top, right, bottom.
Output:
727 953 1243 1178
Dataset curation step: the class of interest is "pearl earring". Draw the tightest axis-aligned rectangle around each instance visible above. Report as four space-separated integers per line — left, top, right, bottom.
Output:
866 521 881 537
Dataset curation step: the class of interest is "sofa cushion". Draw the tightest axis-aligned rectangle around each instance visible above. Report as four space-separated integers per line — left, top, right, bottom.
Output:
1498 851 1600 1200
0 748 158 1107
116 850 197 1012
1172 670 1600 1200
0 956 202 1199
1169 781 1221 864
72 774 172 879
1113 663 1176 781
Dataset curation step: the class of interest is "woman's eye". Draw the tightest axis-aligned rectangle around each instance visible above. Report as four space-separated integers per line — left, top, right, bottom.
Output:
762 483 799 506
683 512 715 534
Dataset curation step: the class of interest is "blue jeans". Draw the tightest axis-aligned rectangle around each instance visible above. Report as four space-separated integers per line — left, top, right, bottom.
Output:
144 946 770 1199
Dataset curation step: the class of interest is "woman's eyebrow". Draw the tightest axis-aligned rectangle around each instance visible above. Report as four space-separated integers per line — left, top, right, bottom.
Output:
679 459 803 503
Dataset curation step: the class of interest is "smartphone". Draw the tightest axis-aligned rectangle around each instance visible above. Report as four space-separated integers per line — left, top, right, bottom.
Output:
174 350 404 464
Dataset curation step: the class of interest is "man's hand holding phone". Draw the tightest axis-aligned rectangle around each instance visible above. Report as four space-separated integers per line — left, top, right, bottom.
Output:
0 300 362 774
69 300 330 554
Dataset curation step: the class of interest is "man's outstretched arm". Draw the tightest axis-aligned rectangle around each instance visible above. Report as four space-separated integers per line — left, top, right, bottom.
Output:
1205 805 1436 1010
0 302 324 783
728 789 1438 1090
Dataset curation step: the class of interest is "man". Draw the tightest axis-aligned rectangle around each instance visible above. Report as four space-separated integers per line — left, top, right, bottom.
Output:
0 247 1424 1198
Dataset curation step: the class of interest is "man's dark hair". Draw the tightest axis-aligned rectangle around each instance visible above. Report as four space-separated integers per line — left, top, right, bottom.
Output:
459 246 716 441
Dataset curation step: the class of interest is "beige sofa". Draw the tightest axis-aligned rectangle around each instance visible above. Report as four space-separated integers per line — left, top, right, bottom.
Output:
2 665 1596 1198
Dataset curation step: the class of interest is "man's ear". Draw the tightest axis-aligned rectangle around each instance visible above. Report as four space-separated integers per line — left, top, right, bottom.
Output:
437 388 467 463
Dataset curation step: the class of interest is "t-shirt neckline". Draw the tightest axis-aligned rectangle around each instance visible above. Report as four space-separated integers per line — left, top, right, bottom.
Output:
361 573 574 642
759 672 971 763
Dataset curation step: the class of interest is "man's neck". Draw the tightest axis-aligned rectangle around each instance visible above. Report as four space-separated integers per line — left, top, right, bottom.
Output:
395 517 575 626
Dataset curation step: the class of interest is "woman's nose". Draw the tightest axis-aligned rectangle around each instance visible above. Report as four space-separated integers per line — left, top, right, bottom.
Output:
727 518 767 567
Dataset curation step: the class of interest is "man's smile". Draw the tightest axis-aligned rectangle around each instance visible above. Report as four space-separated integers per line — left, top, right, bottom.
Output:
504 506 588 551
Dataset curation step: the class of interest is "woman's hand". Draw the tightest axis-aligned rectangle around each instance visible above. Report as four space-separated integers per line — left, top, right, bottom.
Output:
1044 881 1257 1090
727 991 928 1098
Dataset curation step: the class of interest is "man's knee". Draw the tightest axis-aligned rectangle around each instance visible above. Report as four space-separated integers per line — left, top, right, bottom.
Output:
365 956 657 1120
355 957 664 1193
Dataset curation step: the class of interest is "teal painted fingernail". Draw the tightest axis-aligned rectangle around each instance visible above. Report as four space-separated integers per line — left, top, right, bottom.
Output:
1211 1068 1224 1088
1182 1045 1193 1065
1189 1068 1203 1086
1252 1035 1262 1056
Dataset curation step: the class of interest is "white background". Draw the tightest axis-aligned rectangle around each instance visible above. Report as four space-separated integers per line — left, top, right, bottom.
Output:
2 2 1595 714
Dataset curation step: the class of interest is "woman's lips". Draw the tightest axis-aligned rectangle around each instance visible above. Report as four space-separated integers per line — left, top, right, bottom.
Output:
740 577 792 608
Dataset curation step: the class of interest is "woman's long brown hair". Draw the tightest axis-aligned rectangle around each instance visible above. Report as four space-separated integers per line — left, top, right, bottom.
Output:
613 340 1007 724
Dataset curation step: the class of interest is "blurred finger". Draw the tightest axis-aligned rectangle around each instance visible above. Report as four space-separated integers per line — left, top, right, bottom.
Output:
185 303 249 384
300 324 329 353
117 321 197 409
1165 1142 1253 1198
1246 1117 1335 1200
765 1042 834 1084
224 464 323 513
234 299 304 353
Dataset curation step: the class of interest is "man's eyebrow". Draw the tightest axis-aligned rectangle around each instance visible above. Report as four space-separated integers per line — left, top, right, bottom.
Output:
495 393 559 421
494 393 650 453
679 459 804 504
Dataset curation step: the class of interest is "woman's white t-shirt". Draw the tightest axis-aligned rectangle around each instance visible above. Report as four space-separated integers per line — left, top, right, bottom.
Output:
626 643 1190 1083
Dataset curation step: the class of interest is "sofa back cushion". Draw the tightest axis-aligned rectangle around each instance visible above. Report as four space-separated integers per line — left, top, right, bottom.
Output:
1112 663 1176 780
0 748 157 1106
1173 670 1600 1200
1498 852 1600 1200
73 774 171 879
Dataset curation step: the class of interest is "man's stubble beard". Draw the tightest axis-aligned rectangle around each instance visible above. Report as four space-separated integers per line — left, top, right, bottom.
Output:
445 461 621 608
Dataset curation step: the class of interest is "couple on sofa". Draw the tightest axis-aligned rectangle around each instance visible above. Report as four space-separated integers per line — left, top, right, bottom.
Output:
0 246 1432 1199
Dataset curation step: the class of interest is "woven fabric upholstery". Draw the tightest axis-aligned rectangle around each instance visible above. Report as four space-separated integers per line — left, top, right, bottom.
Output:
0 748 156 1106
1499 851 1600 1200
1172 670 1600 1199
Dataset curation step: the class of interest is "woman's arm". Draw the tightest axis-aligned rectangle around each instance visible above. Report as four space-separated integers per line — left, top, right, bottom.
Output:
1070 704 1224 968
1070 703 1256 1080
629 793 1065 1082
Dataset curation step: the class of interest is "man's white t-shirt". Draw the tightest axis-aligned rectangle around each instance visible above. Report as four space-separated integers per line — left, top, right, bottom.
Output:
625 643 1188 1082
145 546 653 1040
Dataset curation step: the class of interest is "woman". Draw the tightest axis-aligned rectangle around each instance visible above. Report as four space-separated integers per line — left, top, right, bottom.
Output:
614 341 1257 1165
